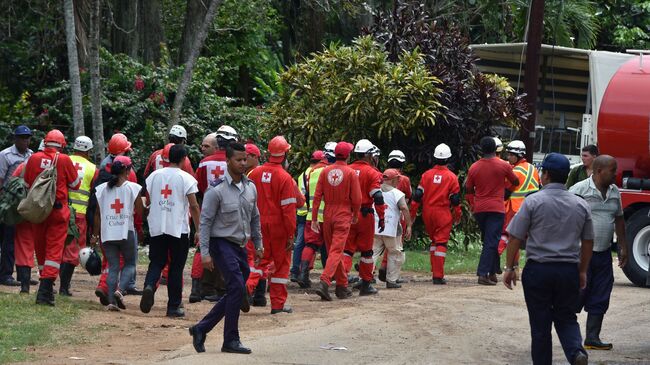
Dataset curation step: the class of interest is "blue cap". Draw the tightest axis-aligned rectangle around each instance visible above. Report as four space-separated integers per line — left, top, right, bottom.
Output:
14 125 32 136
540 153 570 172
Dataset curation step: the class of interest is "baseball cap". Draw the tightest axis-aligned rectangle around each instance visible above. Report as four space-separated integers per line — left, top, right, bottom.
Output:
382 168 401 180
311 150 324 161
14 125 32 136
113 155 133 168
245 143 261 158
334 142 354 159
540 153 570 172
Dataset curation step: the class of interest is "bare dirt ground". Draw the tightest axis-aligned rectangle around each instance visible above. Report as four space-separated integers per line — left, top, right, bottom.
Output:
6 264 650 365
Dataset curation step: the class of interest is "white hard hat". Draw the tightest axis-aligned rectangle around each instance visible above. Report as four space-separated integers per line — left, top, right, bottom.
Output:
371 145 381 157
38 140 45 151
354 139 374 154
434 143 452 159
216 125 238 141
506 140 526 156
323 142 337 157
169 125 187 139
388 150 406 162
79 247 93 268
73 136 94 151
493 137 503 153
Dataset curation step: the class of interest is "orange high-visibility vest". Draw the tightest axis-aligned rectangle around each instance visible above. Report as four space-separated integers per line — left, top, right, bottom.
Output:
506 159 540 214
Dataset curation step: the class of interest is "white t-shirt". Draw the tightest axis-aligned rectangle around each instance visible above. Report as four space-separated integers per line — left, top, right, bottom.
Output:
146 167 198 238
95 181 142 242
375 186 405 237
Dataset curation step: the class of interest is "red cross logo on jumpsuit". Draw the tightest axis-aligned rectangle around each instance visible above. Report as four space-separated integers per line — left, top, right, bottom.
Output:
111 199 124 214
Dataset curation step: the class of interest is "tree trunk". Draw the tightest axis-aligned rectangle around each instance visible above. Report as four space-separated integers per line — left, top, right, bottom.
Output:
90 0 105 161
138 0 164 64
110 0 139 59
169 0 223 128
178 0 207 65
74 0 91 68
64 0 85 137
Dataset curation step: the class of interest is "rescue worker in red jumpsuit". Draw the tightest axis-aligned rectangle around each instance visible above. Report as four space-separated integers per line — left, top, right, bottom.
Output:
23 130 81 305
313 142 361 301
245 136 297 314
59 136 98 296
191 126 239 304
143 124 194 178
91 133 141 304
377 150 412 282
411 144 461 285
343 139 386 295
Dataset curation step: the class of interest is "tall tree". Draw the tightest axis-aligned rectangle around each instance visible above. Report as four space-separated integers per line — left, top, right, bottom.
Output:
169 0 223 128
178 0 207 65
64 0 85 136
90 0 105 160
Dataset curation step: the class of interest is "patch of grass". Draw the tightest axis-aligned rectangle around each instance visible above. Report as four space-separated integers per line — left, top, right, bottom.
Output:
0 293 94 364
403 243 527 274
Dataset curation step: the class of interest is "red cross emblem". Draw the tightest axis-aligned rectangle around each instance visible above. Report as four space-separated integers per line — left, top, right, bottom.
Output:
74 162 83 171
211 165 224 179
161 184 172 199
111 199 124 214
262 172 272 183
327 168 344 186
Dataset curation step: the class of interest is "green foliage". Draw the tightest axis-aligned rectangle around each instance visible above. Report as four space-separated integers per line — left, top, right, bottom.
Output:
596 0 650 50
267 36 444 172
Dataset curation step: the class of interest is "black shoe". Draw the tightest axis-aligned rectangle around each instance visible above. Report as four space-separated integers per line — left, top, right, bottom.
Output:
95 289 109 306
478 276 496 286
241 288 250 313
203 294 222 302
16 266 31 294
125 288 143 296
335 286 352 299
290 272 299 283
189 325 206 353
58 263 74 296
253 279 267 305
386 282 401 289
140 285 155 313
270 305 293 314
251 294 266 307
221 340 252 354
573 352 588 365
166 307 185 318
359 281 378 296
35 279 55 306
348 275 360 284
0 277 21 287
378 267 387 282
584 313 613 350
432 278 447 285
314 280 332 301
189 279 202 303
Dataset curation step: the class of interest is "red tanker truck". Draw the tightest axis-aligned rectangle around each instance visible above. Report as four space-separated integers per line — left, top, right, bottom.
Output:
598 55 650 287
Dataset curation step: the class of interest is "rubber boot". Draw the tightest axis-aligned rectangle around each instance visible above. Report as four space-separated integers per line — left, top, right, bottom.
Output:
358 280 378 296
584 313 613 350
297 260 311 288
16 266 31 294
58 263 75 296
189 278 202 303
35 278 55 306
314 280 332 301
252 279 267 307
378 267 387 282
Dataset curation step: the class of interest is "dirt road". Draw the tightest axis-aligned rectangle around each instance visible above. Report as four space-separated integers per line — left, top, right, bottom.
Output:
16 265 650 365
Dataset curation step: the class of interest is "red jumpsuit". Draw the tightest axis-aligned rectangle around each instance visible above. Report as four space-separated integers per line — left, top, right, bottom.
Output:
312 161 362 287
245 162 297 310
12 164 35 269
417 165 460 279
193 150 228 280
23 148 81 280
343 161 385 282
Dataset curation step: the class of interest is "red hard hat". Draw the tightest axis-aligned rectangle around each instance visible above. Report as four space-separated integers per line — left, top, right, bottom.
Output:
161 143 174 162
245 143 261 158
107 133 132 155
268 136 291 157
44 129 67 148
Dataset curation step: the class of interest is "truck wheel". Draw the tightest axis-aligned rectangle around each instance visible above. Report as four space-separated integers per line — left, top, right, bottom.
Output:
623 208 650 287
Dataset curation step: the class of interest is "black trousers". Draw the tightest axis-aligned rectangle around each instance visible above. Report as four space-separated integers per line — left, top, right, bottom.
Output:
144 234 189 310
0 224 16 281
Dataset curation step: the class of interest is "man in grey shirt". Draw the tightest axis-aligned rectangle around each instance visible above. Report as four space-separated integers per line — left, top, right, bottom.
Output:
569 155 627 351
504 153 594 365
189 143 263 355
0 125 32 287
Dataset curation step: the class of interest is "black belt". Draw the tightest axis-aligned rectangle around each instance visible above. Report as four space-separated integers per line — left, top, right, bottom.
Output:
54 201 63 209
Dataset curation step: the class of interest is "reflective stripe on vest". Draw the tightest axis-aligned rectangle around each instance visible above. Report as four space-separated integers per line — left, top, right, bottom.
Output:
69 155 97 214
510 163 539 198
298 166 325 222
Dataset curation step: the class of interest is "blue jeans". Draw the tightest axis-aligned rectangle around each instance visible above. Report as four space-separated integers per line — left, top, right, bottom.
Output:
102 231 137 305
290 215 306 276
196 238 250 343
144 234 189 310
474 212 504 276
127 232 138 290
580 250 614 315
522 260 586 365
0 224 16 281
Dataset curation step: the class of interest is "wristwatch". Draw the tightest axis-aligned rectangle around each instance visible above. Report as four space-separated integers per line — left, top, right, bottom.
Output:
503 265 519 273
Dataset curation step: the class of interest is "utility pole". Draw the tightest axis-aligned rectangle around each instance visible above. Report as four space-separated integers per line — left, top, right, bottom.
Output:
521 0 544 162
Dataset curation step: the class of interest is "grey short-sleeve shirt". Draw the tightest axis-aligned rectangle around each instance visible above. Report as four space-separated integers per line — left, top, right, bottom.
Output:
507 183 594 263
